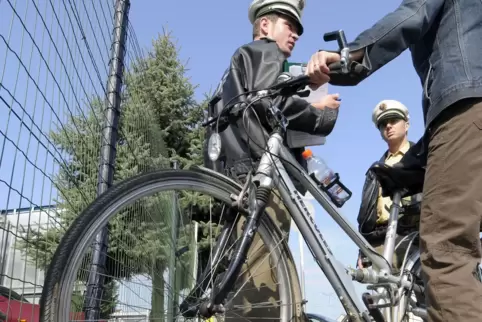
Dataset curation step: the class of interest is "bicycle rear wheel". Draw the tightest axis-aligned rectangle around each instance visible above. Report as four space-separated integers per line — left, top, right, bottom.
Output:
40 168 303 322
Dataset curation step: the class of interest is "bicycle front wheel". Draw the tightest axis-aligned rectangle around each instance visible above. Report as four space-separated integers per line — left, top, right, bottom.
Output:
40 168 303 322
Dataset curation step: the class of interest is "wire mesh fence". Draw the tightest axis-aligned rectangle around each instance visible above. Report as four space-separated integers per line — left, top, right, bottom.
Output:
1 0 115 309
0 0 195 320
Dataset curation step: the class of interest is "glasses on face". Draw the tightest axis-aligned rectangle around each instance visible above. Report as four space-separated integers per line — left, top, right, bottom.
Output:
377 117 403 130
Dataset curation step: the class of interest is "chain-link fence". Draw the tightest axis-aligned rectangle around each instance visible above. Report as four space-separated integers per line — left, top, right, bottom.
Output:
0 0 196 320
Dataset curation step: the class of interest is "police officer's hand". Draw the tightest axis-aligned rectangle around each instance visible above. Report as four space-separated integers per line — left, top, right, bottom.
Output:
312 93 341 110
305 51 341 88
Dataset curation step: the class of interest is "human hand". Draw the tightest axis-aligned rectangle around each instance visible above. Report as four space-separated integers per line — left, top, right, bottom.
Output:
312 93 341 110
305 51 341 89
357 255 364 269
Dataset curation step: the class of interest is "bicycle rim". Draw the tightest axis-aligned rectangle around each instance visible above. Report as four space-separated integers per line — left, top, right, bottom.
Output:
40 169 300 322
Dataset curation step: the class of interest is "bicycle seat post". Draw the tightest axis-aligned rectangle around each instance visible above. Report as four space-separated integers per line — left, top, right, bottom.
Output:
381 190 402 273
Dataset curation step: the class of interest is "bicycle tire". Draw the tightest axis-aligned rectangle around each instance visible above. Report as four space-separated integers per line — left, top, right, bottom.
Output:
399 252 426 322
39 168 303 322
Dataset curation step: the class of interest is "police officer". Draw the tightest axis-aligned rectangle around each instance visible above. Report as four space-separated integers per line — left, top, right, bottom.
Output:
356 100 420 271
203 1 341 321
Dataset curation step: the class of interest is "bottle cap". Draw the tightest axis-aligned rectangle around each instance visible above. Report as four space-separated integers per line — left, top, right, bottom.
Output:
301 149 313 160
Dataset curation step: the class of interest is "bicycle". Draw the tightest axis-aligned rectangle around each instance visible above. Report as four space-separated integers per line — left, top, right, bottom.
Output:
39 30 467 322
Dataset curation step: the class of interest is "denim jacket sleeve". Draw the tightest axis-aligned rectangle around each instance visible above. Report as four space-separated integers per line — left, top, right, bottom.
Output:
329 0 445 86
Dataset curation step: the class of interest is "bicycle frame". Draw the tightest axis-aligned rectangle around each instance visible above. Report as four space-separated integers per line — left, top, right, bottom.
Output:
196 57 425 321
260 132 373 321
190 111 426 321
251 129 422 322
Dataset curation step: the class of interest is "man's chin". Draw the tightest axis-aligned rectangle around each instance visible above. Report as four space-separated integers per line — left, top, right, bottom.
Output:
386 136 398 143
282 48 292 57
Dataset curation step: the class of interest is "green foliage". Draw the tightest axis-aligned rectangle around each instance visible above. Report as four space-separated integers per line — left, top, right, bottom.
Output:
17 29 218 319
128 29 198 162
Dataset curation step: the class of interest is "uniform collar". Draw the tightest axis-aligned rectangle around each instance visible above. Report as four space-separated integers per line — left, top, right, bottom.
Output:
387 140 410 158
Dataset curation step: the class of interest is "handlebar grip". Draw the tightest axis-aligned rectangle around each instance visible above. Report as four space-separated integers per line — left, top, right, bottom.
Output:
272 74 310 90
323 31 339 42
287 74 310 86
328 61 342 72
323 30 348 52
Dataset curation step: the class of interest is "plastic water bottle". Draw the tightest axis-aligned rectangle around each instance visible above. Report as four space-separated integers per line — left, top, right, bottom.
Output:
302 149 350 207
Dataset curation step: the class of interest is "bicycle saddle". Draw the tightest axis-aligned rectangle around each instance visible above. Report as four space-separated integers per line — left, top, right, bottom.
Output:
369 161 425 198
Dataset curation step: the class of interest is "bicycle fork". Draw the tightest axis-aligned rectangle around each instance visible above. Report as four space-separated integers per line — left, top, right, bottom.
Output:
199 181 273 317
178 182 271 318
182 133 282 318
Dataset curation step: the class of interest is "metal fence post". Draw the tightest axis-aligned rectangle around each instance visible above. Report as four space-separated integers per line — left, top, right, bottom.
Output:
83 0 130 320
167 160 179 321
